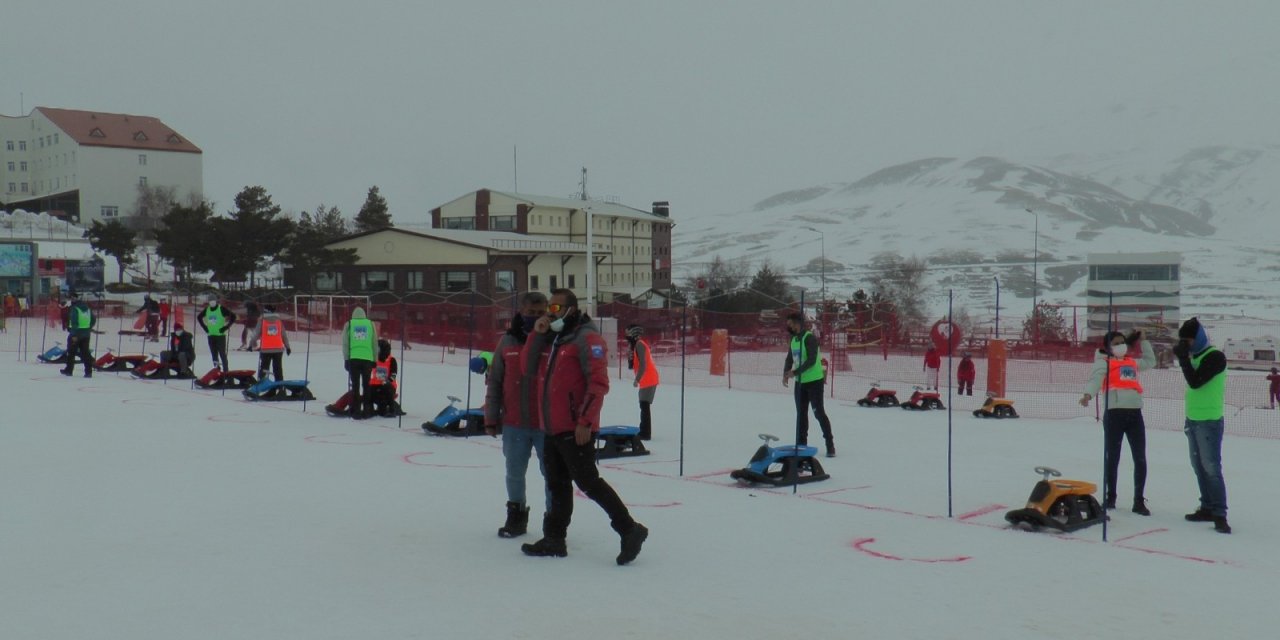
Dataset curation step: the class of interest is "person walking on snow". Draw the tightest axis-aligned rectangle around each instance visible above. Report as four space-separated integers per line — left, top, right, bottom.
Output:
137 293 161 339
1079 330 1156 515
957 352 976 396
1266 367 1280 410
626 324 659 441
519 289 648 565
783 312 835 458
60 293 95 378
197 296 237 371
1173 317 1231 534
239 301 261 350
342 307 378 420
923 346 941 390
484 292 550 539
251 306 292 384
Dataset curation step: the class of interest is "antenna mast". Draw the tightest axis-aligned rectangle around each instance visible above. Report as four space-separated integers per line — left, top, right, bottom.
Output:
579 167 589 201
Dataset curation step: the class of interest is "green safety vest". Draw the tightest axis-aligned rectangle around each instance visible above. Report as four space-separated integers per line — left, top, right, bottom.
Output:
348 318 375 361
72 304 92 330
480 351 493 367
1185 347 1226 421
205 306 227 336
790 331 825 384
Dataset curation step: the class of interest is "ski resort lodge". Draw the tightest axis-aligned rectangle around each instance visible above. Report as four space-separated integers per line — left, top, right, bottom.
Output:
0 107 203 226
309 189 674 303
1085 252 1182 338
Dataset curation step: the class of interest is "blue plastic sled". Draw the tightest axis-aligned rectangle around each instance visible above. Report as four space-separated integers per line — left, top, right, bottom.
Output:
243 378 315 401
730 433 829 487
38 344 68 364
595 425 650 459
422 395 486 436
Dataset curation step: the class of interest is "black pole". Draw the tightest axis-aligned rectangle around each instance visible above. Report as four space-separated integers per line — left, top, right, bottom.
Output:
794 290 805 495
39 302 48 356
302 308 313 413
678 298 687 477
1101 291 1113 542
947 290 954 518
464 291 476 435
397 301 407 430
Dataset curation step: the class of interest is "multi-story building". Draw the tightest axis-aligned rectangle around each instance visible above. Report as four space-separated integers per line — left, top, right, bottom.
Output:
0 107 202 226
1085 252 1182 338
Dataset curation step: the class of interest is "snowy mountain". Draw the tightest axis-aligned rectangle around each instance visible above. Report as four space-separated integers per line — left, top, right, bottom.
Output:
674 146 1280 322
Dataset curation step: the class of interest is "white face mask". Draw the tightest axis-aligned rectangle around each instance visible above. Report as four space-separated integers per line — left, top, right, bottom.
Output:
1111 343 1128 357
549 316 566 332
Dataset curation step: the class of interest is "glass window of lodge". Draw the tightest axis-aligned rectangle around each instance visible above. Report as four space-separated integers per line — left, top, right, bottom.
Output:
361 271 392 291
439 271 475 292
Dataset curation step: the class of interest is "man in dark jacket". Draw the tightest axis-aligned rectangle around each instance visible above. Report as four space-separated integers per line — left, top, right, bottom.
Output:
161 322 197 377
484 292 549 538
518 289 648 565
197 296 237 371
1173 317 1231 534
137 294 161 339
61 293 96 378
957 352 976 396
783 312 835 457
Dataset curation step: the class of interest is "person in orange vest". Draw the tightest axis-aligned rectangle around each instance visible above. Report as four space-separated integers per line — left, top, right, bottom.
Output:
251 305 292 383
626 324 659 441
1080 330 1155 515
369 339 403 417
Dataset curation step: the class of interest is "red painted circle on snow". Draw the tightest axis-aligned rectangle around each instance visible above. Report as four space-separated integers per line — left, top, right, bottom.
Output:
305 434 382 446
850 537 971 563
401 451 489 468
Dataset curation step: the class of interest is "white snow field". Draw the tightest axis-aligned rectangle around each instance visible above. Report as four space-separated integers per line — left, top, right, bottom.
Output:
2 325 1275 640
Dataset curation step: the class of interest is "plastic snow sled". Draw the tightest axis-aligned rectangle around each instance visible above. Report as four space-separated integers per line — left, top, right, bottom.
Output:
242 379 315 401
856 383 899 407
1005 466 1106 532
422 395 485 436
595 425 650 459
902 386 944 410
37 344 68 364
730 433 829 487
973 395 1018 418
193 368 258 390
325 390 405 418
129 359 196 380
94 351 149 372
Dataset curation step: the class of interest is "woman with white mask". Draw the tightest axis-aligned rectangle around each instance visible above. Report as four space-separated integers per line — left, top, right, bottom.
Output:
1080 330 1157 515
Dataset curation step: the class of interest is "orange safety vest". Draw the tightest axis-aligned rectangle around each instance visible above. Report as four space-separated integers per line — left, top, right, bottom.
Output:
371 355 395 388
259 319 284 351
630 338 660 388
1105 356 1143 393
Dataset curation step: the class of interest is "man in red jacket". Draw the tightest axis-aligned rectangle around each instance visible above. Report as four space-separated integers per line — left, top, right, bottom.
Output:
957 352 976 396
519 289 648 565
923 346 941 390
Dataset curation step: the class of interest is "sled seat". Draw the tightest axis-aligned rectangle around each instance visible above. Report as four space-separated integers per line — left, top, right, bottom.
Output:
96 353 148 371
243 379 315 401
194 368 258 390
595 425 650 459
773 444 820 459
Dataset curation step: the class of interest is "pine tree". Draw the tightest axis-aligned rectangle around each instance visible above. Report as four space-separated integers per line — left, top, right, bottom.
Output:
354 186 392 232
84 219 137 284
223 186 292 288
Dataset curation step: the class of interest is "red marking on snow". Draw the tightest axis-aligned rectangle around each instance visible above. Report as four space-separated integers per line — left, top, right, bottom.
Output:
600 457 679 466
957 504 1006 520
1110 543 1221 565
850 538 972 564
683 468 739 480
207 414 269 424
806 486 873 497
400 451 489 468
1110 528 1168 544
305 434 382 445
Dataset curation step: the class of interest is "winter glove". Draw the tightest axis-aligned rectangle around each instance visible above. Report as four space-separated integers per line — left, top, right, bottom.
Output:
1172 341 1190 360
344 359 351 372
286 347 292 356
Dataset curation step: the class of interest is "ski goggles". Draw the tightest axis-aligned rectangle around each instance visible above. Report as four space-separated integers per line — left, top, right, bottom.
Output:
547 303 567 314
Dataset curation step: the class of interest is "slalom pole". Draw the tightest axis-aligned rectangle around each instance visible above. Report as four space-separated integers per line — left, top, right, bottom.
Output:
946 291 954 518
1101 292 1114 542
39 302 48 356
116 304 123 365
302 310 313 413
464 292 476 434
397 301 406 430
678 299 687 477
794 291 805 495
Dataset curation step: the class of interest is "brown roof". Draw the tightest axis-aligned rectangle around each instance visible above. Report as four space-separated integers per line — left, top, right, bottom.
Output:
36 107 201 154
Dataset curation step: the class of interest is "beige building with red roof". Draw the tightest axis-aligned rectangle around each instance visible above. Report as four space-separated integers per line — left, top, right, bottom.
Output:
0 107 202 226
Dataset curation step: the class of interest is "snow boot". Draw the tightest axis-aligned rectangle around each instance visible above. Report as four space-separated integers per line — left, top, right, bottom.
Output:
1213 517 1232 534
616 523 649 566
825 439 836 458
498 502 530 538
1185 508 1213 522
1132 498 1150 516
521 537 567 558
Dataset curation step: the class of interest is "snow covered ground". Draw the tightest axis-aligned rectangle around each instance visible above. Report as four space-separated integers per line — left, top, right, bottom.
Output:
1 325 1274 640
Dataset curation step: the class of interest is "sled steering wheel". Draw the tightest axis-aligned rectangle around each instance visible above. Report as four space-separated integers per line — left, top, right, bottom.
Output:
1034 466 1062 480
758 433 780 443
447 395 462 404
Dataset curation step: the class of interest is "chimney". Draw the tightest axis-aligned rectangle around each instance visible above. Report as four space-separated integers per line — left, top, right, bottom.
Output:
651 201 670 217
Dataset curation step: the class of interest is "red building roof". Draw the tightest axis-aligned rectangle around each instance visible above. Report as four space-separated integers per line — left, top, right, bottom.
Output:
36 107 202 154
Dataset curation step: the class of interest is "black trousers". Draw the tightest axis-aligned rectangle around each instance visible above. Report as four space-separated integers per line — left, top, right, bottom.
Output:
64 335 93 374
958 379 974 395
348 360 374 415
794 380 833 446
1103 408 1148 502
257 352 283 382
639 401 652 439
208 335 229 370
542 432 635 539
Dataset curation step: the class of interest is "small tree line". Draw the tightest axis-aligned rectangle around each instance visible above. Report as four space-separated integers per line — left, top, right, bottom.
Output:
85 185 393 291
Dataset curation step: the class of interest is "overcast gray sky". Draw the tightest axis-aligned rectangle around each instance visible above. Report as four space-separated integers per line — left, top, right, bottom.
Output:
4 1 1277 224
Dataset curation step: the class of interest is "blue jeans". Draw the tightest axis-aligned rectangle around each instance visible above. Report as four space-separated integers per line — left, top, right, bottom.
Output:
503 426 548 507
1184 418 1228 516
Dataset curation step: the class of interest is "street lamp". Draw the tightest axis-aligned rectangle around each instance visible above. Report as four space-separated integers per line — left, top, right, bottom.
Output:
1025 208 1038 342
802 226 826 303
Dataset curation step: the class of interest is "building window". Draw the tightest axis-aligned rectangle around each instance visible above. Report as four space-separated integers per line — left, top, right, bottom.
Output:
6 183 14 193
361 270 392 291
495 270 515 293
54 133 59 144
139 176 148 187
439 271 475 293
1089 265 1179 281
407 271 425 291
530 275 539 290
101 206 119 218
139 154 147 166
20 182 28 193
549 275 558 290
19 161 27 171
491 215 516 231
443 217 475 230
568 274 576 288
5 162 12 171
19 141 26 151
315 271 341 291
4 141 11 151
